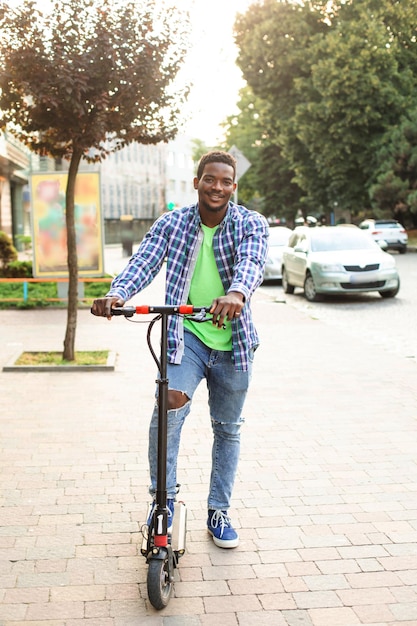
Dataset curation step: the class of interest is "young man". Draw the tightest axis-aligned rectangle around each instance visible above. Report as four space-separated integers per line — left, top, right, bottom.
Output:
91 151 269 548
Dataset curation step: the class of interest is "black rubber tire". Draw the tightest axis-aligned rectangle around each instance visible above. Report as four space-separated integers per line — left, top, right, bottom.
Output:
282 268 295 294
304 273 320 302
147 557 173 610
379 279 400 298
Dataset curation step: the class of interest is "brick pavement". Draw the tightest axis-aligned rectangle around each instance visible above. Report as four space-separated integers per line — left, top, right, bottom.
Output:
1 248 417 625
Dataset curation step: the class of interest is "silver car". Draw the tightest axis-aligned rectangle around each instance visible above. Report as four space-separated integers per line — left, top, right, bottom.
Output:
359 219 408 254
282 226 400 302
263 226 292 282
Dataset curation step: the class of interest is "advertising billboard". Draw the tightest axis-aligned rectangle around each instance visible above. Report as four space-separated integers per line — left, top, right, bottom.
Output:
31 172 104 278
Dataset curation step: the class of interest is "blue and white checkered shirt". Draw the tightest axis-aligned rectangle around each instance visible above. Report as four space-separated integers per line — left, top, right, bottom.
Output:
107 202 269 371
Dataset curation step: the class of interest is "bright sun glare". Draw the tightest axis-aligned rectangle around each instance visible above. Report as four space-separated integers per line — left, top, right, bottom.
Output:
171 0 254 145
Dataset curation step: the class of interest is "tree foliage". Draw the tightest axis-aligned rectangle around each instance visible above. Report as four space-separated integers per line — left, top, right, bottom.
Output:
370 111 417 228
0 0 189 158
232 0 417 224
233 0 328 221
222 87 264 210
0 0 190 359
223 85 302 219
292 0 415 214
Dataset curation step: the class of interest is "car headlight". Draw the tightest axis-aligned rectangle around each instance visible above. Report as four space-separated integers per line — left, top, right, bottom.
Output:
379 258 395 270
317 263 344 272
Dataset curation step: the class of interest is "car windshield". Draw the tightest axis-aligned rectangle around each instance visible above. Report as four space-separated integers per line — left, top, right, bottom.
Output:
268 228 291 246
376 222 399 229
310 229 377 252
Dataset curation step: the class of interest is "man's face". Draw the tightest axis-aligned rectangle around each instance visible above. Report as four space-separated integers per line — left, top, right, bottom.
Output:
194 162 236 215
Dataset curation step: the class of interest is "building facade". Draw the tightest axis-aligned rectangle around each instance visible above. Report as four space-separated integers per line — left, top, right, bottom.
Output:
0 131 31 247
165 135 196 210
100 134 197 244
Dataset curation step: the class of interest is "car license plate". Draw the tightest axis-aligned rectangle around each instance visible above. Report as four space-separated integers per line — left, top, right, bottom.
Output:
350 272 375 284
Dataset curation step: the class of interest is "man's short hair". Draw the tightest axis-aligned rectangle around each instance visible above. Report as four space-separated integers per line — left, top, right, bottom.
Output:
196 151 237 181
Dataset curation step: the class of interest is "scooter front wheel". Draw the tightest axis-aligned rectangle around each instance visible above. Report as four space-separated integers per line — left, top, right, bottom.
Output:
147 556 173 609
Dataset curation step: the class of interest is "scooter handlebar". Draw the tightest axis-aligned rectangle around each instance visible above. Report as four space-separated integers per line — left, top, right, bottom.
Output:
111 304 209 317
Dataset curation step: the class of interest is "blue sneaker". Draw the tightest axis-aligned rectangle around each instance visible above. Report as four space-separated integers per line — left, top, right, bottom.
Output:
147 499 175 534
207 509 239 548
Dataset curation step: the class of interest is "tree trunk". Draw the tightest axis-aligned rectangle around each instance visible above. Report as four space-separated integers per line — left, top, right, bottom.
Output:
63 148 83 361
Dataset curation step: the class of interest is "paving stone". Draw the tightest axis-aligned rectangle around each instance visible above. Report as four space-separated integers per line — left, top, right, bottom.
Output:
1 251 417 624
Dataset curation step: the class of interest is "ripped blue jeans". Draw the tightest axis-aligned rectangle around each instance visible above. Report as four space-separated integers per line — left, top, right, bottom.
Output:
148 330 253 511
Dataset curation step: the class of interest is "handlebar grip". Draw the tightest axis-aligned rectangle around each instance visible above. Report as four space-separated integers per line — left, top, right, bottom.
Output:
111 306 136 317
178 305 194 314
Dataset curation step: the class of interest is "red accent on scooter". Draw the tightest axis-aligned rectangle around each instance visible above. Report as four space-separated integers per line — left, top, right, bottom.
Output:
135 305 150 314
178 305 194 314
154 535 168 547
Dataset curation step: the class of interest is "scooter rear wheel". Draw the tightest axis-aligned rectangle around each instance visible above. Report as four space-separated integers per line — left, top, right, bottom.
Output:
147 556 173 609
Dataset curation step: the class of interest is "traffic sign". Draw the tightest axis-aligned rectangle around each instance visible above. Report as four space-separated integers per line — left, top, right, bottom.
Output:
229 145 251 181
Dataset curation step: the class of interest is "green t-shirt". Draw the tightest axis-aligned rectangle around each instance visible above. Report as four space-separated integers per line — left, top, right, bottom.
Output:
183 224 232 351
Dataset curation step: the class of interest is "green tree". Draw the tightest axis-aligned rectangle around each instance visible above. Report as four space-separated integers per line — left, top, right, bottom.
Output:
292 1 416 215
223 85 302 220
190 139 220 166
233 0 417 220
233 0 328 220
0 0 189 360
370 111 417 228
222 86 263 209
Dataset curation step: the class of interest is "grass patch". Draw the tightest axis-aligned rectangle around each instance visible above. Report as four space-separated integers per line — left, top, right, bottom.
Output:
0 280 112 309
15 350 109 366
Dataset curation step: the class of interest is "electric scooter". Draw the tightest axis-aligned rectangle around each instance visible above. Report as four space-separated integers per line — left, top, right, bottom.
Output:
110 304 209 609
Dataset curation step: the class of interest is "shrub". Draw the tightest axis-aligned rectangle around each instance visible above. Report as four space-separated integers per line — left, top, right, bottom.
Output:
1 260 33 278
84 280 112 297
0 231 18 269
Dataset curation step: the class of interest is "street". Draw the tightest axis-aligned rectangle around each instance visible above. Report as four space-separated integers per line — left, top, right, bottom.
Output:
260 252 417 363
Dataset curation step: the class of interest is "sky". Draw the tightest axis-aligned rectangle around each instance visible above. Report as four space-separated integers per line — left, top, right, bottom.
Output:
171 0 255 145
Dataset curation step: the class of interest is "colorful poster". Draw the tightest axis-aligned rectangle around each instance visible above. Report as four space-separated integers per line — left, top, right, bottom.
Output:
31 172 104 277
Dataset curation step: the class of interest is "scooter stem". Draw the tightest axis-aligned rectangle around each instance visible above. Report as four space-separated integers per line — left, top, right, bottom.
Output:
154 313 169 546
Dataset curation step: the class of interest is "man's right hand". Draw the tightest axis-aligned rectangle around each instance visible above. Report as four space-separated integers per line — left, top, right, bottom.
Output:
91 296 125 320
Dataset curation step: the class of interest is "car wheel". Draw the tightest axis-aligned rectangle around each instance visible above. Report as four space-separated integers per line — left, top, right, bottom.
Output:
304 273 320 302
282 268 295 294
399 246 407 254
379 280 400 298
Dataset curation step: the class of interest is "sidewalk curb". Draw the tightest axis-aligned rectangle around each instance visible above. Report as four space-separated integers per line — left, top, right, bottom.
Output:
2 349 117 372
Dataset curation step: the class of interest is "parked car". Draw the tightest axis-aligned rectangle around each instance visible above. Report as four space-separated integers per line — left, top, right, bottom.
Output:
358 219 408 253
263 226 292 282
281 226 400 302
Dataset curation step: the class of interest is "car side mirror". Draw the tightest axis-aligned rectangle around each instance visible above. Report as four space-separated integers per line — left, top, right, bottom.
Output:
294 244 308 253
377 239 388 251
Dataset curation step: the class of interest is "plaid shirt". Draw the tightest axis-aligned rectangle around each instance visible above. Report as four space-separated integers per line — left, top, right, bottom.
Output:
107 202 269 371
